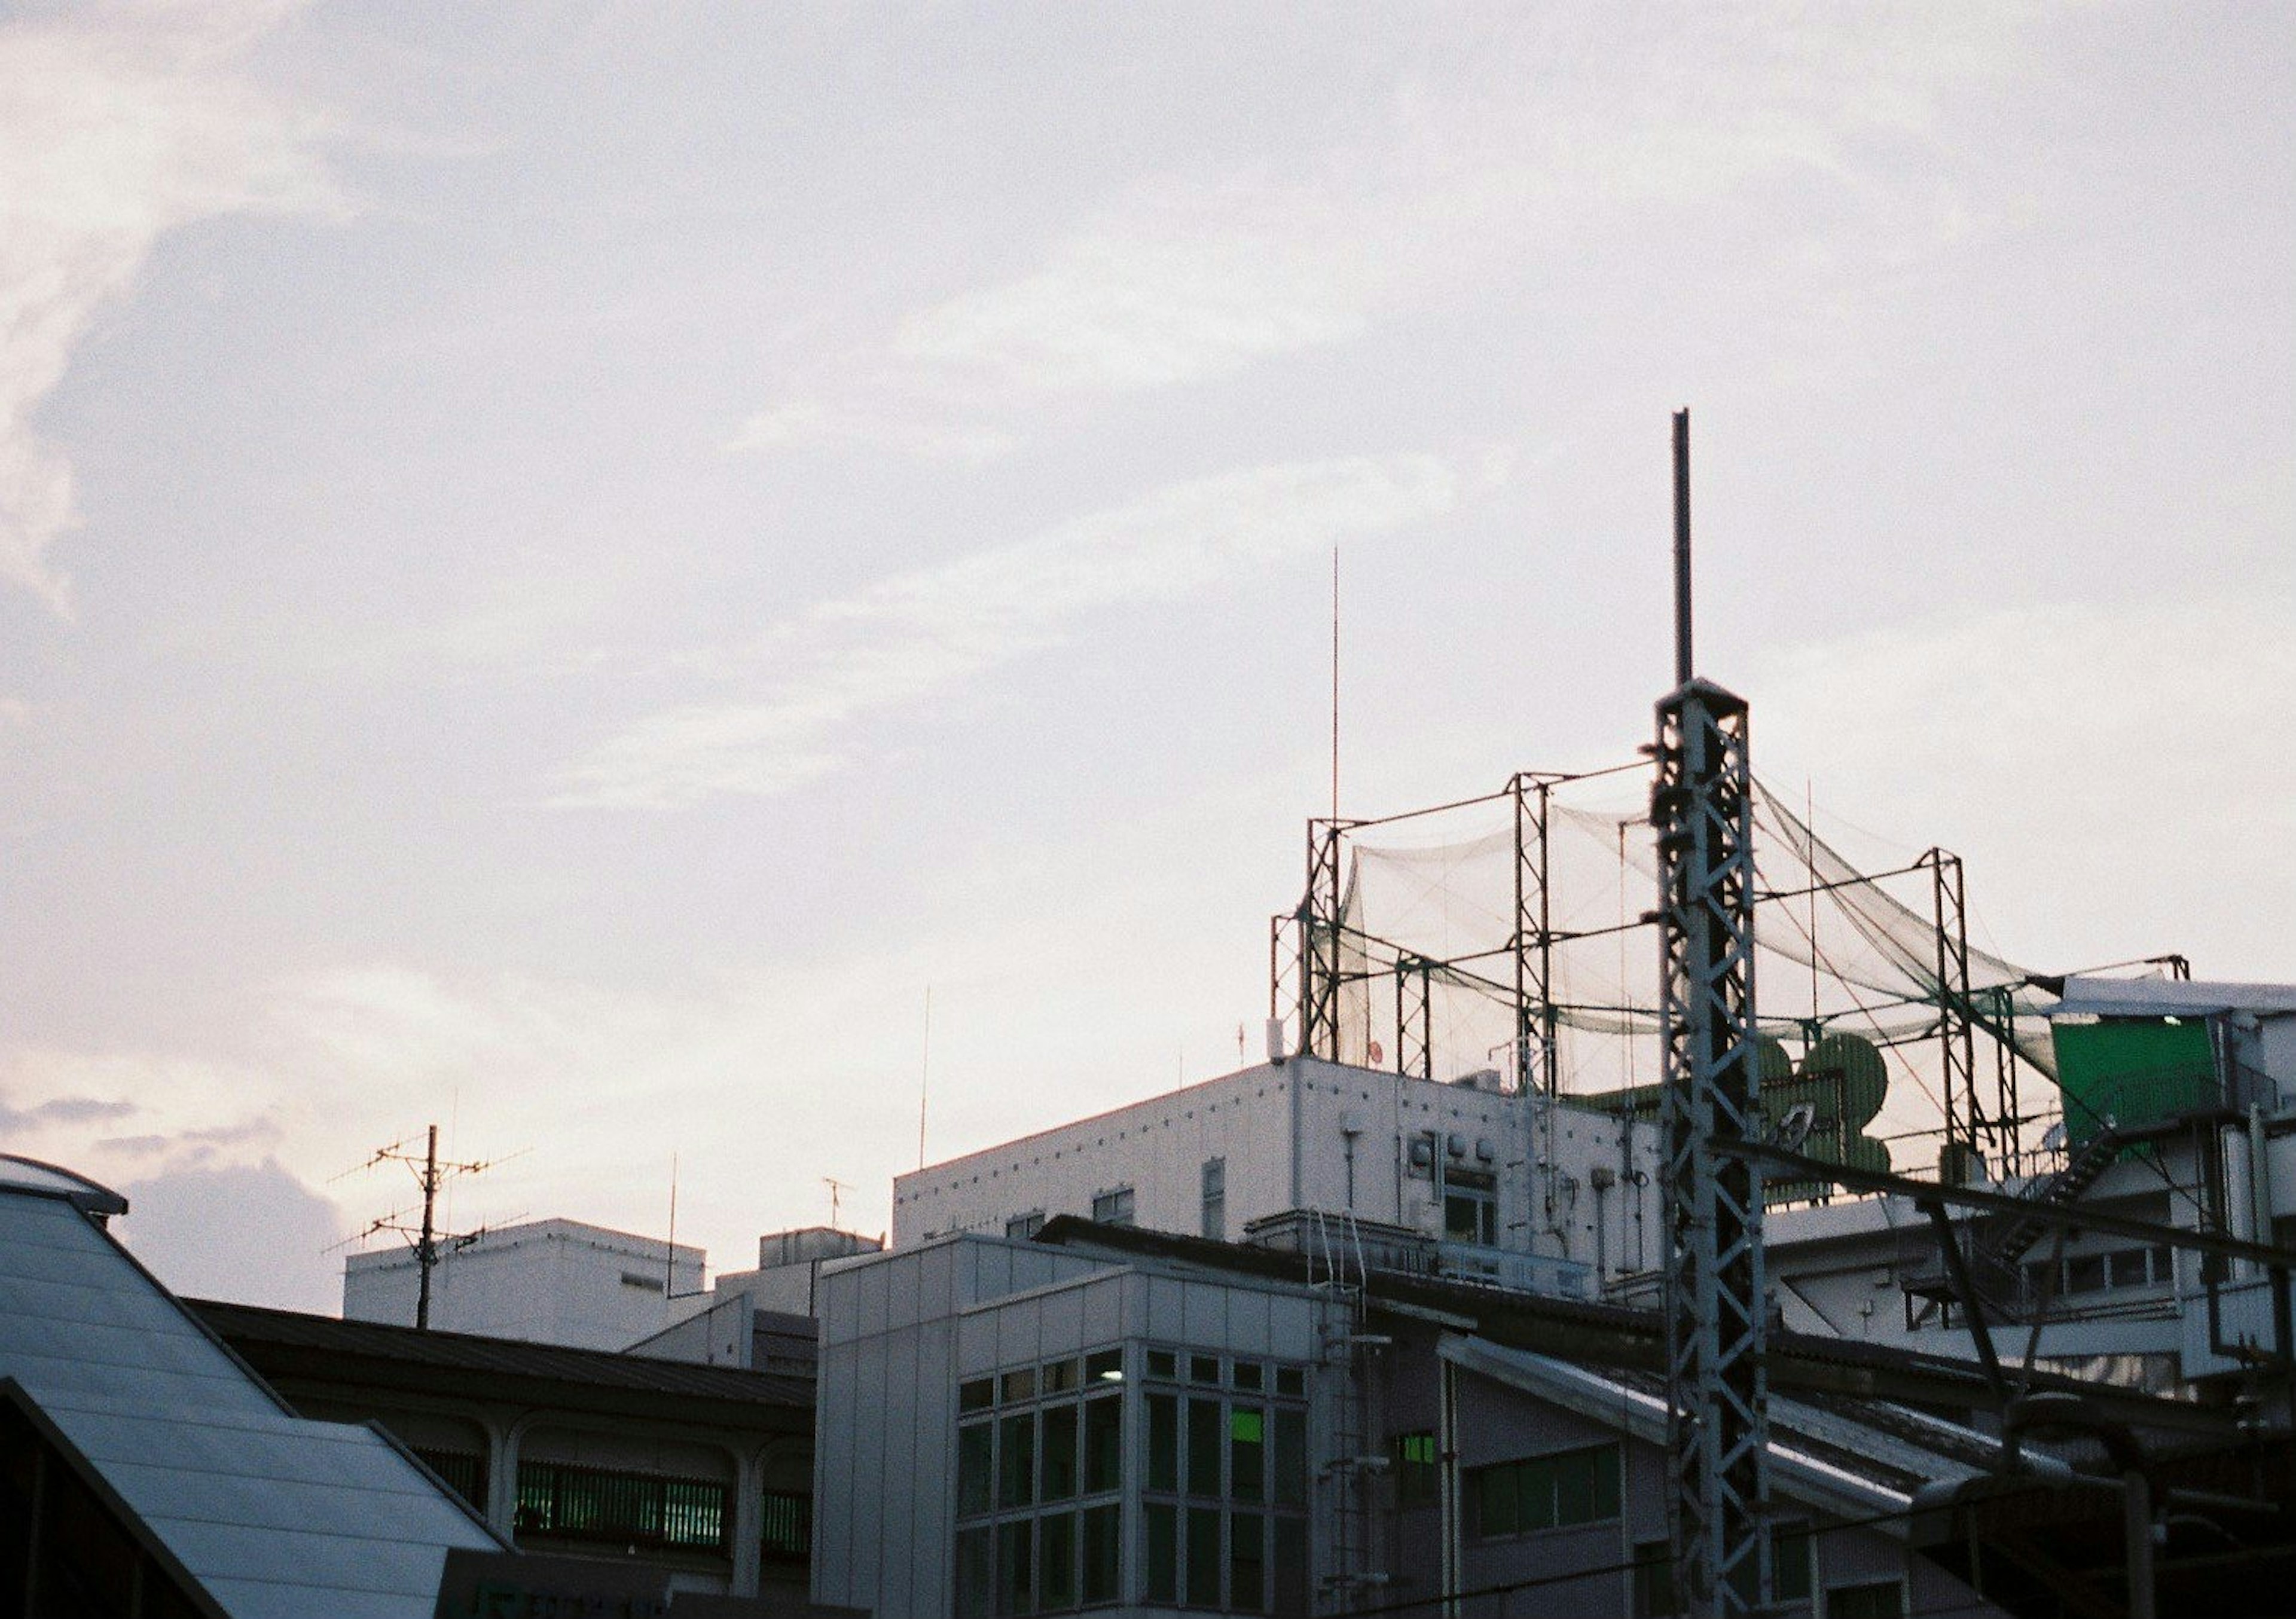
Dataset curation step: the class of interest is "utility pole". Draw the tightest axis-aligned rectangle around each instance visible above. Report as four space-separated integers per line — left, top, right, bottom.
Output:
351 1125 499 1330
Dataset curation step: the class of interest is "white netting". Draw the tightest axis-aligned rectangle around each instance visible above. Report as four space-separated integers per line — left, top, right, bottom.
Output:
1308 770 2065 1161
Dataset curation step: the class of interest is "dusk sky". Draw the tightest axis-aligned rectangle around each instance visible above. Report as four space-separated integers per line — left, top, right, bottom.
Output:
2 2 2288 1313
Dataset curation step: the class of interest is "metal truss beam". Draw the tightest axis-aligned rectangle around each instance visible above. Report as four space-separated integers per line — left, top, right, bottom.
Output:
1655 677 1773 1617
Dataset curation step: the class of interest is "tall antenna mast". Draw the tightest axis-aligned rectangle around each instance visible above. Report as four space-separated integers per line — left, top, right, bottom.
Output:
1654 408 1773 1614
1330 546 1341 820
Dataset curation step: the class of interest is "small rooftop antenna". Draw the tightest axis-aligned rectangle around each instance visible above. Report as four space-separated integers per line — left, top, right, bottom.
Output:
1673 408 1695 686
824 1175 851 1231
661 1152 706 1306
916 984 933 1172
340 1125 509 1330
1330 545 1342 819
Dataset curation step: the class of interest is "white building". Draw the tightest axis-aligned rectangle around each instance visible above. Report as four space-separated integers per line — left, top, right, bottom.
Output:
634 1226 884 1374
894 981 2296 1403
344 1216 705 1351
895 1055 1660 1299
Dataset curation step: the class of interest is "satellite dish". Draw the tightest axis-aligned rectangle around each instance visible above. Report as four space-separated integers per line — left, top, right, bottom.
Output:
1774 1101 1818 1151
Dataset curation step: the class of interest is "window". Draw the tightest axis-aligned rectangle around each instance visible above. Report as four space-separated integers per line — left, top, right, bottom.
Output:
1635 1528 1800 1615
1632 1540 1679 1618
1467 1444 1621 1539
1091 1187 1135 1227
1007 1211 1046 1241
1391 1431 1438 1509
1443 1167 1499 1246
956 1347 1129 1615
1775 1521 1812 1603
1827 1580 1905 1619
761 1488 810 1569
515 1458 728 1553
413 1446 487 1511
1202 1157 1227 1241
1138 1346 1311 1614
619 1270 664 1292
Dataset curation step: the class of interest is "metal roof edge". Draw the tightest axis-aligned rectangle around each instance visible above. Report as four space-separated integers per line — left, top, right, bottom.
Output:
1435 1333 1913 1526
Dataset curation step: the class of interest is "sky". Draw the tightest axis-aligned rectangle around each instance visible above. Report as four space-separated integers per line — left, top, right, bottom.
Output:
0 1 2288 1314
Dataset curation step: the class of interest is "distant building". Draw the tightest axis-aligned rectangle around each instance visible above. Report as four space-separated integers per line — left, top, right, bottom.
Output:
894 1056 1656 1299
634 1227 883 1375
344 1215 706 1350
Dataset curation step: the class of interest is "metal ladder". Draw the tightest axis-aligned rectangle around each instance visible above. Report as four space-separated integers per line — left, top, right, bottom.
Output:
1311 1208 1390 1611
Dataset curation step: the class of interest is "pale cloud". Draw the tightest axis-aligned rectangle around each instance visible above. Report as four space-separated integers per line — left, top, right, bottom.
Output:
1755 592 2296 976
0 0 339 609
734 10 2029 461
551 451 1482 810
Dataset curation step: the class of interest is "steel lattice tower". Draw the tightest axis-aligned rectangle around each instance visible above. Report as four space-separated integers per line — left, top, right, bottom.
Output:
1656 411 1773 1617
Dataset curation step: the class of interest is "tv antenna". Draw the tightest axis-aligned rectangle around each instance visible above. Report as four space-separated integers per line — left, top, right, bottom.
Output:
340 1125 514 1330
824 1176 852 1230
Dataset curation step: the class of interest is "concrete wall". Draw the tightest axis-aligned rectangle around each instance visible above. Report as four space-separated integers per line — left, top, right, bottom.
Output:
893 1058 1664 1288
344 1218 706 1350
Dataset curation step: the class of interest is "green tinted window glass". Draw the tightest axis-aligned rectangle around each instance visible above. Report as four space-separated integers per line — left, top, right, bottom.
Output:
1826 1581 1904 1619
1147 1349 1178 1380
1272 1408 1308 1508
1591 1444 1622 1521
1275 1367 1305 1397
1185 1507 1222 1607
1231 1406 1265 1503
1230 1510 1266 1613
1186 1398 1223 1497
1519 1454 1557 1531
1041 1403 1077 1501
1775 1523 1812 1603
1633 1539 1680 1618
1144 1504 1177 1603
960 1378 995 1413
1000 1413 1035 1510
1148 1393 1178 1491
1083 1395 1123 1493
1082 1505 1120 1603
1473 1465 1516 1538
1002 1368 1037 1403
1085 1349 1123 1384
1040 1512 1077 1611
958 1422 994 1517
956 1527 995 1619
997 1518 1036 1616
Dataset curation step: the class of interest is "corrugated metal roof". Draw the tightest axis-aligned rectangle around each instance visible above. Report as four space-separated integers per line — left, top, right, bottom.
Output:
190 1297 814 1410
0 1181 503 1618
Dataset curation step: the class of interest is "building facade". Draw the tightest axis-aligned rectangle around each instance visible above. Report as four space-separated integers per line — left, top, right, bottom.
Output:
810 1220 2067 1619
344 1215 707 1351
895 1057 1658 1299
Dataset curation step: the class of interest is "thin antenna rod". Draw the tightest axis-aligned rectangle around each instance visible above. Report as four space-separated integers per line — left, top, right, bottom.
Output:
1330 546 1341 819
1673 408 1694 686
665 1152 679 1304
917 985 933 1171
